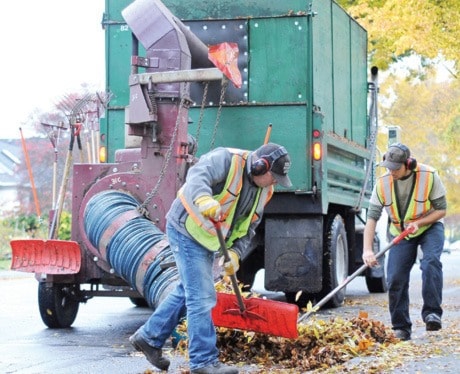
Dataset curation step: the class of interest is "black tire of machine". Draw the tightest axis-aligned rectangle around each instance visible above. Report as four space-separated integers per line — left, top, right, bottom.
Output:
319 214 349 308
38 282 80 328
129 297 149 307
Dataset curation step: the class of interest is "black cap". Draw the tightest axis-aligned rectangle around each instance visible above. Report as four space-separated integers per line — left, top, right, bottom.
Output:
380 143 410 170
255 143 292 187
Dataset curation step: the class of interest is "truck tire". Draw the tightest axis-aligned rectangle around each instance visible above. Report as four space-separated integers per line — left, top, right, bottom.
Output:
320 214 349 308
284 291 315 307
365 271 387 293
365 234 387 293
38 282 80 328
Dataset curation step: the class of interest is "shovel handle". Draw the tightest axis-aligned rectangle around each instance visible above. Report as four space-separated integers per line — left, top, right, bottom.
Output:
20 128 41 218
263 123 272 144
212 220 247 313
297 226 415 323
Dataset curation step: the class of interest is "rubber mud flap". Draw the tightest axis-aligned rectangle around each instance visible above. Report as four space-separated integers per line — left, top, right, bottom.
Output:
10 239 81 274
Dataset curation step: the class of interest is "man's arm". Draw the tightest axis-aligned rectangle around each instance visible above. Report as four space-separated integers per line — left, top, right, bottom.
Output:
407 208 446 233
362 218 379 267
407 195 446 232
183 147 231 202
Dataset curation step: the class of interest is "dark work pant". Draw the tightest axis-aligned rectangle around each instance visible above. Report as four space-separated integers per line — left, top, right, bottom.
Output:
386 222 444 332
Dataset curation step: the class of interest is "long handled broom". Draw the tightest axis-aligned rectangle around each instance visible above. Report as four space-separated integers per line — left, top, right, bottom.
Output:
297 227 415 324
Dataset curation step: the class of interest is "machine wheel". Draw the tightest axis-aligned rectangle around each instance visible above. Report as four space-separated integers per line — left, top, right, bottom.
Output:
38 282 80 328
319 214 349 308
237 243 264 293
129 297 149 307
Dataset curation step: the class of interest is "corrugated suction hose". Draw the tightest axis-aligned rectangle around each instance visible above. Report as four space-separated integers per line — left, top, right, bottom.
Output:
83 190 179 308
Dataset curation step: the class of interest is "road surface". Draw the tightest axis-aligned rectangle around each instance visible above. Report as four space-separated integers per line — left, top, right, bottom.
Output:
0 250 458 373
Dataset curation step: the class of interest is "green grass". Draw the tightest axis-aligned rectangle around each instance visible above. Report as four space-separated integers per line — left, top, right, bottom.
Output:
0 241 12 270
0 258 11 271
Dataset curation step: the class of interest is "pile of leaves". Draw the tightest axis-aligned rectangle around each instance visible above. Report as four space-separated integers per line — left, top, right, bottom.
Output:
172 281 401 371
175 313 399 372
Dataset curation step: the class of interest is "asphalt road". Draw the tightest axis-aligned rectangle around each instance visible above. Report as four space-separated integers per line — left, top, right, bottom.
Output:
0 250 458 374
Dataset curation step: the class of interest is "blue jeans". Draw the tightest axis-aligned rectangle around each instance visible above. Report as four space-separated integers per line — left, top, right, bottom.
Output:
387 222 444 332
138 222 219 371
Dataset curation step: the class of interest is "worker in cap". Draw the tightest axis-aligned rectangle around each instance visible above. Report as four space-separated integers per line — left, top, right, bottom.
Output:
253 143 292 187
379 142 414 170
130 143 291 373
362 143 446 341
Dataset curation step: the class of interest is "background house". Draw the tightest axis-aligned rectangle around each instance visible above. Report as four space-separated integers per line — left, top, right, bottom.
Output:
0 137 56 219
0 139 23 217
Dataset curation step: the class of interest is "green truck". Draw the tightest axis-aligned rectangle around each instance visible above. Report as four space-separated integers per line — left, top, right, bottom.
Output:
101 0 382 306
11 0 383 328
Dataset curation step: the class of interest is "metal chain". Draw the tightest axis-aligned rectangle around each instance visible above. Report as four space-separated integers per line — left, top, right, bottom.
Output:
138 77 227 215
194 82 209 151
138 95 190 216
209 77 229 150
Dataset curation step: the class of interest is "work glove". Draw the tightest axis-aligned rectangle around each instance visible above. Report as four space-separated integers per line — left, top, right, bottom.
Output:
195 195 221 220
222 249 240 277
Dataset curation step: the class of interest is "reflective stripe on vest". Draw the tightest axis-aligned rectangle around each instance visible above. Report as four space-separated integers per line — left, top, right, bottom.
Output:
376 164 435 238
179 150 273 251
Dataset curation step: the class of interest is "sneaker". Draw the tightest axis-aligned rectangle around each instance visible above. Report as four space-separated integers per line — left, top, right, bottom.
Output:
393 329 411 341
425 313 442 331
129 331 170 371
191 361 239 374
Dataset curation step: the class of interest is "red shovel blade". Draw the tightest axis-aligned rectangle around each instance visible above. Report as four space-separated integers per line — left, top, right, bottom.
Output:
213 292 299 339
10 239 81 274
208 42 242 88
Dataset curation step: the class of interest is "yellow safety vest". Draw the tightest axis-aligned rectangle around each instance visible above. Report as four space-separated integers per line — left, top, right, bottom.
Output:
179 150 274 251
376 164 435 238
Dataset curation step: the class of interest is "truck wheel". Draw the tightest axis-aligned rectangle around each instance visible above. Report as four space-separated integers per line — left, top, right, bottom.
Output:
365 234 387 293
284 291 315 308
365 271 387 293
320 214 349 308
38 282 80 328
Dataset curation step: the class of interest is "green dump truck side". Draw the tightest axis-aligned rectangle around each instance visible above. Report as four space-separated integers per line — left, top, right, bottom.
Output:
102 0 380 306
103 0 371 211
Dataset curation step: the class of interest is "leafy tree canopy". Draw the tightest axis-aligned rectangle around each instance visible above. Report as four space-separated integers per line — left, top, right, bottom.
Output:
336 1 460 222
377 66 460 221
337 0 460 70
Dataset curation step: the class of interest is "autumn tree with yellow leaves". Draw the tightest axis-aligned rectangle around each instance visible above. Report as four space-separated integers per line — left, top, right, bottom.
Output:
338 0 460 235
337 0 460 70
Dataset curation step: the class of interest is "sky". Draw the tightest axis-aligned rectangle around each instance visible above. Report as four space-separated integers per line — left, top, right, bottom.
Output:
2 1 455 142
0 0 106 139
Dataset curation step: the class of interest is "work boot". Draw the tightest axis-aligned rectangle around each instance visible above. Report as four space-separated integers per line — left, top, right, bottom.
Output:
191 361 239 374
129 331 170 371
425 313 442 331
393 329 411 341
